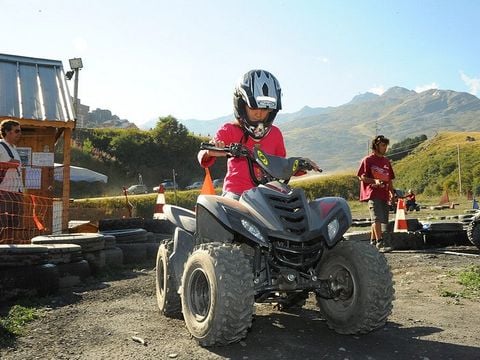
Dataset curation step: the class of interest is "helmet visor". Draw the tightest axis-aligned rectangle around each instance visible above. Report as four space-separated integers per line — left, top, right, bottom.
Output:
255 96 277 109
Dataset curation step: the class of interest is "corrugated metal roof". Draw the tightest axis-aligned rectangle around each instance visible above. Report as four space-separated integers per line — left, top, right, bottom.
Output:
0 53 74 121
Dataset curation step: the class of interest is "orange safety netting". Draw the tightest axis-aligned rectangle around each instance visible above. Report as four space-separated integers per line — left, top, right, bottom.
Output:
0 190 56 244
0 161 60 244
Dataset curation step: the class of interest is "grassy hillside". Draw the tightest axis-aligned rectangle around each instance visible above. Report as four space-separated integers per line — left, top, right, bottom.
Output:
72 131 480 221
281 88 480 171
393 131 480 196
67 126 480 206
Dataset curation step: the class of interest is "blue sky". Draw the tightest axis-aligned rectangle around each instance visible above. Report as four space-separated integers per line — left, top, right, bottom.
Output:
2 0 479 126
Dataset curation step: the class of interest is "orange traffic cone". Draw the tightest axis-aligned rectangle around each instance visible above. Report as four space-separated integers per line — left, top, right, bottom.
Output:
439 190 450 205
153 184 166 220
200 168 216 195
394 198 408 233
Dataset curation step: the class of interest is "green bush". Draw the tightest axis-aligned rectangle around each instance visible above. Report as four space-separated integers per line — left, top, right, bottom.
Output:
291 174 359 201
72 175 360 221
72 189 220 219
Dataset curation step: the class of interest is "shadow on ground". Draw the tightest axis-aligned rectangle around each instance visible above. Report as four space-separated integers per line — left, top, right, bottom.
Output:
210 308 479 360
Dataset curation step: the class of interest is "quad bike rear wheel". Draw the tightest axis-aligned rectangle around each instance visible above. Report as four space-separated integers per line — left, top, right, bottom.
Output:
156 241 182 318
315 240 394 334
181 242 254 346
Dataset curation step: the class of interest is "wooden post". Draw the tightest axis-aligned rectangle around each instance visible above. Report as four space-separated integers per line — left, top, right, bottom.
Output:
457 144 462 196
62 127 72 231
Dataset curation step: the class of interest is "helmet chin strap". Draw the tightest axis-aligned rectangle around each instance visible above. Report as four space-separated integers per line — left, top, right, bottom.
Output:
241 116 270 139
251 122 265 138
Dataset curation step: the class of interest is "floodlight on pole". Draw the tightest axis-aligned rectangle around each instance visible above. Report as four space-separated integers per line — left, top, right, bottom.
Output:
68 57 83 126
69 58 83 70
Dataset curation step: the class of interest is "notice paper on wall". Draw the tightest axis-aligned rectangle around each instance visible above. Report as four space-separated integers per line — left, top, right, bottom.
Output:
25 166 41 189
32 152 54 167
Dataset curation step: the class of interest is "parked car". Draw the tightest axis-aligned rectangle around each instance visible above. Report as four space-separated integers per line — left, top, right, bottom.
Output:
213 178 224 188
126 184 148 195
185 181 203 190
153 180 178 192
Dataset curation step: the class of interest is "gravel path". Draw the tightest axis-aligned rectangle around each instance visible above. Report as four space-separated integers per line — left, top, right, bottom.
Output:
1 247 479 360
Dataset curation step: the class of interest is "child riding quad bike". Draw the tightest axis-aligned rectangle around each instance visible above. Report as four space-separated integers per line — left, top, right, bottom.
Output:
155 143 395 347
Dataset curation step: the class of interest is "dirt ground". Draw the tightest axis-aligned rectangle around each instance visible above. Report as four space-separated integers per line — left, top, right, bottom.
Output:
1 246 479 360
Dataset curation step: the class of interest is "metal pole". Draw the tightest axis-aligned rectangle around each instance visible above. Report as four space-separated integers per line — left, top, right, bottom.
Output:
172 169 177 205
73 69 80 126
457 144 462 196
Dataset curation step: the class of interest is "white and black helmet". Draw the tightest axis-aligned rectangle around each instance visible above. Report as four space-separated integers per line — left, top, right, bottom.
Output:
233 69 282 139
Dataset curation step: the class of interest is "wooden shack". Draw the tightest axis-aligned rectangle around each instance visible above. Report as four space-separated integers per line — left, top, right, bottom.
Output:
0 53 75 236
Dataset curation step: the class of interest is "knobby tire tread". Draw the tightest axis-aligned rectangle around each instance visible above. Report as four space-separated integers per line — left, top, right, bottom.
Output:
316 240 395 334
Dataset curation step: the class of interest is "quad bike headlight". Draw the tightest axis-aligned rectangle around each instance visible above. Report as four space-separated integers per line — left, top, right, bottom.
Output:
241 219 266 243
327 218 340 241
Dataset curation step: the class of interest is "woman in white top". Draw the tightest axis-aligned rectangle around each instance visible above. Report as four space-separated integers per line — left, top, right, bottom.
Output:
0 119 23 242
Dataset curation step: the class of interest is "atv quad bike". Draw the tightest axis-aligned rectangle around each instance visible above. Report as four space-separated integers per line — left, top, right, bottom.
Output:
155 143 394 346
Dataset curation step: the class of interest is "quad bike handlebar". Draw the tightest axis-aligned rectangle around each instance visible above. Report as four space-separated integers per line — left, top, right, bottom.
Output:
200 142 250 157
200 142 321 185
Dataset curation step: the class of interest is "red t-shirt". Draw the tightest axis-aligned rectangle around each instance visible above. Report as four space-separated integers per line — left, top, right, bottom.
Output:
200 122 286 195
357 153 395 202
406 193 416 202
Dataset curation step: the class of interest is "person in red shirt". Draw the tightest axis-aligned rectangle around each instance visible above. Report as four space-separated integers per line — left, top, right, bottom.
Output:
405 189 417 212
198 69 287 200
357 135 395 251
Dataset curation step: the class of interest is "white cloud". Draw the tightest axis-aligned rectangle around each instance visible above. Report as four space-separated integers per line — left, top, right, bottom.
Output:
415 83 438 93
315 56 329 63
368 85 385 95
460 71 480 95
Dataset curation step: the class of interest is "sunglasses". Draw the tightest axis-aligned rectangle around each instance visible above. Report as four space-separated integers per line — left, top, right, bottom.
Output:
374 135 386 144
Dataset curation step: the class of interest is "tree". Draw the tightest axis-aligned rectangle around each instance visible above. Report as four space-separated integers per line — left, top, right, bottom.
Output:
152 116 189 150
65 118 226 192
110 130 156 178
387 135 427 161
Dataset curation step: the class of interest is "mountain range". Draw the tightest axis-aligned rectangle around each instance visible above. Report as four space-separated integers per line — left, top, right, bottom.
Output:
143 87 480 172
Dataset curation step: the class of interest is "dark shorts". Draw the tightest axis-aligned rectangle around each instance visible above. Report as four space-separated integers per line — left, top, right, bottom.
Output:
368 199 389 224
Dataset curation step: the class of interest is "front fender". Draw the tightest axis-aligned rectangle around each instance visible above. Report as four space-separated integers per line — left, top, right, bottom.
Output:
309 197 352 247
196 195 269 248
170 227 195 286
163 205 196 233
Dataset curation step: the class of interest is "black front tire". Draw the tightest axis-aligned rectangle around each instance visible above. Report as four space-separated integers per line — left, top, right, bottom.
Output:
181 243 254 346
315 240 394 334
156 241 182 318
